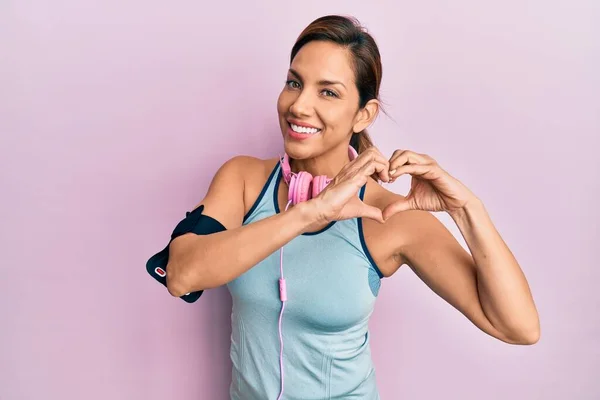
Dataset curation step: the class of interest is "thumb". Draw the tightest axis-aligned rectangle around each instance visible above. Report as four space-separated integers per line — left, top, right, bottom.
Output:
382 197 414 221
357 203 385 224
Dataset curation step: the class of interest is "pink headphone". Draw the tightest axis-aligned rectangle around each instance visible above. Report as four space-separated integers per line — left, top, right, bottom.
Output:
280 145 359 205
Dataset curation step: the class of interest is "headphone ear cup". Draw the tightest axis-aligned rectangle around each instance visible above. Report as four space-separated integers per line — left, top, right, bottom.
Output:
289 171 313 204
311 175 330 199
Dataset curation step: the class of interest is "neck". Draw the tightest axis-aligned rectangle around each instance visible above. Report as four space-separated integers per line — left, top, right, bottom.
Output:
290 144 353 179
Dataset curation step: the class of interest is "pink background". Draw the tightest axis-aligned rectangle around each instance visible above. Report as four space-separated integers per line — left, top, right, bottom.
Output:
1 1 598 399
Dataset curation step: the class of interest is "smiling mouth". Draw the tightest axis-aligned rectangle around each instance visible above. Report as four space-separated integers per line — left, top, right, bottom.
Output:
288 122 322 135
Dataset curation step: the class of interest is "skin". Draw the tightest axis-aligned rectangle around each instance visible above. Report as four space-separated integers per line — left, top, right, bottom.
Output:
171 40 539 346
276 41 379 180
257 40 539 345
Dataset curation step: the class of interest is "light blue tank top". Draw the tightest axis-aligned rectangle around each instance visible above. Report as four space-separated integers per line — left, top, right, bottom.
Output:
226 162 384 400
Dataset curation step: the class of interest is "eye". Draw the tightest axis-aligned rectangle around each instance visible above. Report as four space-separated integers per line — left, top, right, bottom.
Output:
322 89 338 98
286 80 301 89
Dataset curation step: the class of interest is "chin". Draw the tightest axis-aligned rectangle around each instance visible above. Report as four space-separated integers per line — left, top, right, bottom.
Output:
284 133 326 157
282 140 311 160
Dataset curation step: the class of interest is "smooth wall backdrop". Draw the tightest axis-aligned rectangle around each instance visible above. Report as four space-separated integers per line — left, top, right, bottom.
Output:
1 1 598 399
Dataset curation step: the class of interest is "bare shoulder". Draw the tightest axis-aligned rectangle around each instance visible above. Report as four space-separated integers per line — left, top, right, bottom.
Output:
361 180 437 278
236 156 280 217
203 154 265 197
190 155 277 229
216 154 277 185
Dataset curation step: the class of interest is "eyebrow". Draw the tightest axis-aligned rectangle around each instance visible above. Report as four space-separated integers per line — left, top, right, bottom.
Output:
288 68 347 90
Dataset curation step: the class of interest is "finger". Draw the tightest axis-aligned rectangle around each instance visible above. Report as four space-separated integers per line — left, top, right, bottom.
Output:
382 197 414 220
369 147 395 182
358 202 385 224
388 151 430 176
367 146 389 163
389 150 430 165
389 163 434 182
362 150 393 182
351 149 391 181
329 159 388 198
388 149 406 166
339 157 388 182
387 152 408 177
355 148 389 168
356 158 391 183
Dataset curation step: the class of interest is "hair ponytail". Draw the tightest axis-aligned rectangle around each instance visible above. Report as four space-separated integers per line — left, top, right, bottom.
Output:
352 129 375 154
351 129 379 181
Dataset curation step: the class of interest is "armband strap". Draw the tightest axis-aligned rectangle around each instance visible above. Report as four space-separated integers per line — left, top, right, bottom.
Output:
146 205 227 303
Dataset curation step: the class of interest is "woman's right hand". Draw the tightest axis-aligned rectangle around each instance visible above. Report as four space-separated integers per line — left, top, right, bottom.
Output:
306 147 392 226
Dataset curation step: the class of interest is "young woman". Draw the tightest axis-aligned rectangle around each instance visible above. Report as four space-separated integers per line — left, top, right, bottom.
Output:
163 15 540 400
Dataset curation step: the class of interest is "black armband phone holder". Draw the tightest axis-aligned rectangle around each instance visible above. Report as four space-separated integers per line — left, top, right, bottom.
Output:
146 205 226 303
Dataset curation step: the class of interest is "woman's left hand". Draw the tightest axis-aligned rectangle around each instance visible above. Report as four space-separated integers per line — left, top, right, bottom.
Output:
382 149 479 220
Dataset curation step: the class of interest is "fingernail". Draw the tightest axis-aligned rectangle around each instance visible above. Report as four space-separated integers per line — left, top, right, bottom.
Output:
389 169 396 175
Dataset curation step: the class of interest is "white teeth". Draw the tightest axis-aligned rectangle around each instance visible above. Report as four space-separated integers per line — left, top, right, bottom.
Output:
290 123 320 134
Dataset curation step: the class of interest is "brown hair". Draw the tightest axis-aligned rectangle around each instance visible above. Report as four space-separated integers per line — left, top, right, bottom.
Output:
290 15 383 155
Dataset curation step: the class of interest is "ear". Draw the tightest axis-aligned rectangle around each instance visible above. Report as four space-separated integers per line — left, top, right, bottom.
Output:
352 99 380 133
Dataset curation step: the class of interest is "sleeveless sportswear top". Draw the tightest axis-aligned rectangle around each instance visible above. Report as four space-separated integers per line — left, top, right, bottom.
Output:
226 161 384 400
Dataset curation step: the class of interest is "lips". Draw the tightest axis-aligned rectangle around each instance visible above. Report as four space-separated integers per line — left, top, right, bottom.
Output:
286 122 322 140
287 119 321 130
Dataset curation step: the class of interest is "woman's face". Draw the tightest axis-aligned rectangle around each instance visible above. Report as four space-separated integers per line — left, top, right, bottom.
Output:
277 40 364 159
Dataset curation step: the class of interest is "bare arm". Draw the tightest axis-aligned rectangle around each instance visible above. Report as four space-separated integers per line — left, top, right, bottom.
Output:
166 156 319 296
166 149 393 297
167 203 318 296
448 199 540 343
397 202 540 345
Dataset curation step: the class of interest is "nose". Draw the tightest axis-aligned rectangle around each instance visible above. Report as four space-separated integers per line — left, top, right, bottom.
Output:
289 90 313 118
